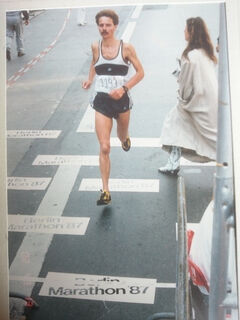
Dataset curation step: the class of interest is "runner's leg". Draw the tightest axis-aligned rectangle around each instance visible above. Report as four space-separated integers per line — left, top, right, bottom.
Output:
116 110 130 143
95 111 113 192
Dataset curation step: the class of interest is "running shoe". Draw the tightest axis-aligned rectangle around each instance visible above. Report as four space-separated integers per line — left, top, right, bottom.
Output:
97 190 111 206
122 137 131 152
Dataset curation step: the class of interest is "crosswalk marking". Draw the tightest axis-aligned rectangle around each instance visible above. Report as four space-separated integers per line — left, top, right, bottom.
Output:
33 155 99 166
8 215 90 235
111 137 161 147
180 158 216 167
9 165 81 296
76 104 95 132
7 130 61 138
7 177 51 190
121 21 137 43
79 178 159 192
39 272 157 304
131 5 143 19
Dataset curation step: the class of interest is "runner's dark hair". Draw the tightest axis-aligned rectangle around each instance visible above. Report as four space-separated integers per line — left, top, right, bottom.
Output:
95 9 119 25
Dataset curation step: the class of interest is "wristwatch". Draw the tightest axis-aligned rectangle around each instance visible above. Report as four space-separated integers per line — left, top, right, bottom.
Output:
122 85 129 93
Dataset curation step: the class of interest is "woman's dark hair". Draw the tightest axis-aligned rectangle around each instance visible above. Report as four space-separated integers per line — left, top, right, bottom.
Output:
95 9 119 26
182 17 217 63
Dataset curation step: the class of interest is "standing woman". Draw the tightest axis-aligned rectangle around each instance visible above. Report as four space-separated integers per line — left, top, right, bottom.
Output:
159 17 218 174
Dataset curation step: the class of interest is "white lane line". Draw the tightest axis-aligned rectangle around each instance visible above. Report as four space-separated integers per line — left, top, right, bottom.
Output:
39 272 157 304
79 178 159 192
9 165 81 296
131 5 143 19
9 274 176 290
7 130 61 138
121 21 137 43
76 105 95 133
156 282 175 288
10 276 45 283
7 177 51 190
111 137 161 148
8 215 90 235
33 155 99 166
180 158 216 167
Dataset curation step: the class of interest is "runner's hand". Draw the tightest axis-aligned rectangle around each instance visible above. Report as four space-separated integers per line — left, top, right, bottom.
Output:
82 80 92 89
109 87 125 100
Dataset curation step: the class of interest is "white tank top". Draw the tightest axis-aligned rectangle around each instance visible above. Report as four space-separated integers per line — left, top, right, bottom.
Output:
94 40 130 93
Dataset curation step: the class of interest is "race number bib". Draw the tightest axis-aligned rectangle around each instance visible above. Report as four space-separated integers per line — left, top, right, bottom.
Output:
95 75 124 93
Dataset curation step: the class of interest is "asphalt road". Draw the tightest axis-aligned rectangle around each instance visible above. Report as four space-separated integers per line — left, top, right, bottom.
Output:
7 4 219 320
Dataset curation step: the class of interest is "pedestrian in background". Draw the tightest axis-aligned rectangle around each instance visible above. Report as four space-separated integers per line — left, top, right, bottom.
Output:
159 17 218 174
82 9 144 205
77 8 87 26
6 10 29 61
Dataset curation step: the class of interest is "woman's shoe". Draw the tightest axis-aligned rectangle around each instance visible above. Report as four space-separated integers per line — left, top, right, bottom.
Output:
158 163 180 175
158 146 181 175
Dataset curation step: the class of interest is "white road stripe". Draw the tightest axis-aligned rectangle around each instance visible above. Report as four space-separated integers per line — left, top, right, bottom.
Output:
33 155 99 166
7 177 51 190
111 137 161 147
180 158 216 167
121 21 137 43
79 178 159 192
8 215 90 235
76 105 95 132
7 130 61 139
156 282 175 288
9 165 81 295
131 5 143 19
9 274 176 289
39 272 157 304
10 276 45 283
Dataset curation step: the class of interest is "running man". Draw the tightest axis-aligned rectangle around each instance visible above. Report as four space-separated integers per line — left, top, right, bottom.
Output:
82 9 144 205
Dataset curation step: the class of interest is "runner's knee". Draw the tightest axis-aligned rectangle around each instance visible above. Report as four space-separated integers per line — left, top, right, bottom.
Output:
100 142 110 155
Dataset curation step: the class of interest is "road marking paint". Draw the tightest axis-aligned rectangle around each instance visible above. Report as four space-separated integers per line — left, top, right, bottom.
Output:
7 130 61 139
182 168 202 174
8 215 90 235
79 178 159 192
7 177 51 190
180 158 216 167
7 9 71 88
76 104 95 132
33 155 99 166
156 282 175 288
121 21 137 42
10 276 45 283
10 274 176 290
39 272 157 304
111 137 161 148
131 5 143 19
9 165 81 295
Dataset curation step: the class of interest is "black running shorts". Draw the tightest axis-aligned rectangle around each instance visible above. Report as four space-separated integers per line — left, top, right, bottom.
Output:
92 92 132 119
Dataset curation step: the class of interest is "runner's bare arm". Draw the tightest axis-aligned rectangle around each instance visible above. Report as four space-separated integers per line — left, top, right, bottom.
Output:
82 42 98 89
123 43 144 90
109 43 144 99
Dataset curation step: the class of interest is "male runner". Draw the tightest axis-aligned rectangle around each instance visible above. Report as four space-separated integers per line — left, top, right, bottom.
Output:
83 9 144 205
